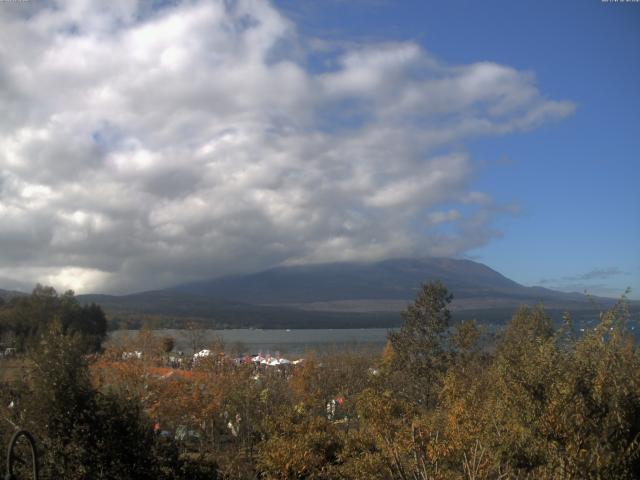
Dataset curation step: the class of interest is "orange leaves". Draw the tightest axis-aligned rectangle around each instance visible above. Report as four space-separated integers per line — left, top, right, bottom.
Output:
90 359 227 439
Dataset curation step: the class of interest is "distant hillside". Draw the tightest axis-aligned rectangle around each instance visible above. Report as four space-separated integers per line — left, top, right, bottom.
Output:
172 257 604 309
73 257 633 329
77 290 400 329
0 288 26 301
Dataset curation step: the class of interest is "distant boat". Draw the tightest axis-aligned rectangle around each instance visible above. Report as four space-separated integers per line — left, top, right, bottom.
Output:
286 329 291 332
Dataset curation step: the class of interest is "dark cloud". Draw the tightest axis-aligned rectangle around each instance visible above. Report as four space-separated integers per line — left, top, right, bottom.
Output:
538 267 631 298
540 267 627 285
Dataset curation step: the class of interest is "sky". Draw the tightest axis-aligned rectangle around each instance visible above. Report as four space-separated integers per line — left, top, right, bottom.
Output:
0 0 637 298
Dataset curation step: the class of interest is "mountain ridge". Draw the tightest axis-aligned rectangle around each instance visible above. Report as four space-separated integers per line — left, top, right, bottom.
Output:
170 257 598 305
4 258 631 328
72 257 631 328
0 288 26 301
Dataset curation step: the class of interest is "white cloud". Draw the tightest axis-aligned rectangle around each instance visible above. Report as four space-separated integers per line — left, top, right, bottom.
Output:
426 210 462 226
0 0 575 293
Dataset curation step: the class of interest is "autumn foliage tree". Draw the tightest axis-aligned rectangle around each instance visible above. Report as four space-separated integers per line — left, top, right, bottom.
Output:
20 322 172 479
2 281 639 479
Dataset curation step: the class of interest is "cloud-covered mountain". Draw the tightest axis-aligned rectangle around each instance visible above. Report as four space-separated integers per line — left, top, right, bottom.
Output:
77 258 625 328
171 257 601 308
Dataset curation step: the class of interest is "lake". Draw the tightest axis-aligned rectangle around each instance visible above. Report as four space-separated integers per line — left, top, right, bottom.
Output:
109 328 394 356
109 319 636 358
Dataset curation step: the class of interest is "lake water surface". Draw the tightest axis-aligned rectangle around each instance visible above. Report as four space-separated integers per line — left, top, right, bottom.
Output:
110 328 394 356
109 321 616 358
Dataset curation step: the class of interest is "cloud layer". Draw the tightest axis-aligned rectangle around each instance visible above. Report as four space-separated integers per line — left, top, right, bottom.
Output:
538 267 630 296
0 0 574 293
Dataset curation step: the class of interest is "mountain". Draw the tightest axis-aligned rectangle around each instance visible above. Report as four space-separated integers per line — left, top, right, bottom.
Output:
0 288 26 301
75 257 629 328
172 257 602 309
78 289 398 329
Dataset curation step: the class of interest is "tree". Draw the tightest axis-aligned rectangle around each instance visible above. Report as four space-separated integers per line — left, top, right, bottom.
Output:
387 281 452 405
0 285 106 352
185 320 206 355
22 322 179 479
162 336 176 354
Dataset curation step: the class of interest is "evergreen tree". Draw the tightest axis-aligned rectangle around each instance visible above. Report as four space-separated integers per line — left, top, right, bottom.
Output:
24 322 177 479
388 281 452 405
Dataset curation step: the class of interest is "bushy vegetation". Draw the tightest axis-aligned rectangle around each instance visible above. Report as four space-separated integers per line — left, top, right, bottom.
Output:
0 282 638 479
0 285 107 352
